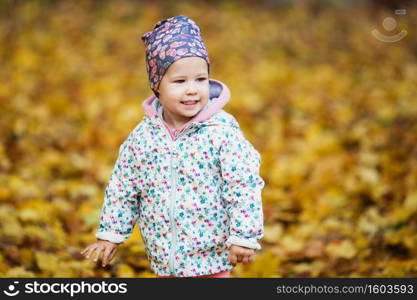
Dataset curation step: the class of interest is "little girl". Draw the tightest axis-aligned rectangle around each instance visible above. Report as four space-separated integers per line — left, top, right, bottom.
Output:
81 15 265 278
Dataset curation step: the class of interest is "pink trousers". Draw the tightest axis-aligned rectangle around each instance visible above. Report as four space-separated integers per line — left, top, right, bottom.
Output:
157 270 231 278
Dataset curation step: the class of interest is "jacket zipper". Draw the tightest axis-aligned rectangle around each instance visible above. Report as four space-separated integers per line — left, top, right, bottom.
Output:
158 120 197 275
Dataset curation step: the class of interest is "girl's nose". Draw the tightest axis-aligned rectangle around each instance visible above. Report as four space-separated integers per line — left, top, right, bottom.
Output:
185 82 198 94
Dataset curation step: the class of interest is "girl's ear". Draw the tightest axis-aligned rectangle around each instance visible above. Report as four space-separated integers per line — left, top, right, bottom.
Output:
155 83 159 94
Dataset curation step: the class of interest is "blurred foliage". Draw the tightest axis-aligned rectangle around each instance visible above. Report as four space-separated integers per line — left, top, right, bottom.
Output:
1 0 417 277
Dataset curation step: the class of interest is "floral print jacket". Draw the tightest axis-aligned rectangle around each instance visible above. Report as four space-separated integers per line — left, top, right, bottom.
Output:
95 79 265 277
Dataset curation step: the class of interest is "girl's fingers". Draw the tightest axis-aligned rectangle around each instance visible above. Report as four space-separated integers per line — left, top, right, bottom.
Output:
242 256 249 264
93 245 103 262
86 246 96 259
108 246 118 262
228 246 256 266
247 254 254 264
103 246 118 267
80 246 89 255
102 246 113 267
244 250 254 261
229 253 237 266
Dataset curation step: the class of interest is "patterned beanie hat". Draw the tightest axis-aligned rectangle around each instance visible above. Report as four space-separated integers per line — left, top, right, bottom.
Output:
141 15 210 96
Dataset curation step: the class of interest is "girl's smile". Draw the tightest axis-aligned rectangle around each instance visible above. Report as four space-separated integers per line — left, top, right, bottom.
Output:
181 100 200 105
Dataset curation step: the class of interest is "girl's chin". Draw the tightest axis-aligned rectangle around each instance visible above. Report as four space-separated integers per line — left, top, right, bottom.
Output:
180 110 200 118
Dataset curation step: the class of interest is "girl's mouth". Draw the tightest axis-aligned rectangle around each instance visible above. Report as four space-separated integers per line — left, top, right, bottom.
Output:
180 100 199 106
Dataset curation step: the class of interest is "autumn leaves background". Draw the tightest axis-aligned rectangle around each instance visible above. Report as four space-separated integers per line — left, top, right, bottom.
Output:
1 0 417 277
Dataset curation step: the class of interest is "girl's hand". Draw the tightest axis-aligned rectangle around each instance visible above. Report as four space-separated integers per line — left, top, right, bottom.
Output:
80 239 119 267
227 245 255 266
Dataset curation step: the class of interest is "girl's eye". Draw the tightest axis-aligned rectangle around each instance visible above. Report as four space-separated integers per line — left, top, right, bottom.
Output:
174 80 185 83
198 77 207 81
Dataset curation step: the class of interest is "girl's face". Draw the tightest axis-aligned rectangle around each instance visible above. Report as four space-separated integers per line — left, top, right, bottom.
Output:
157 56 209 127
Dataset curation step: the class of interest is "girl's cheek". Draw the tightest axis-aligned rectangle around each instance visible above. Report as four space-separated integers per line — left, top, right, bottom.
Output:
166 85 180 95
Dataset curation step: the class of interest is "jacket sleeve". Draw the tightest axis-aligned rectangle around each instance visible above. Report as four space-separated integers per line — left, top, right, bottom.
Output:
219 127 265 250
95 132 141 244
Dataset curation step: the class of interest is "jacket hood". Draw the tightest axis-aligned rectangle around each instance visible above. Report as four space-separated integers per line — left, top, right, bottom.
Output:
141 79 231 138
